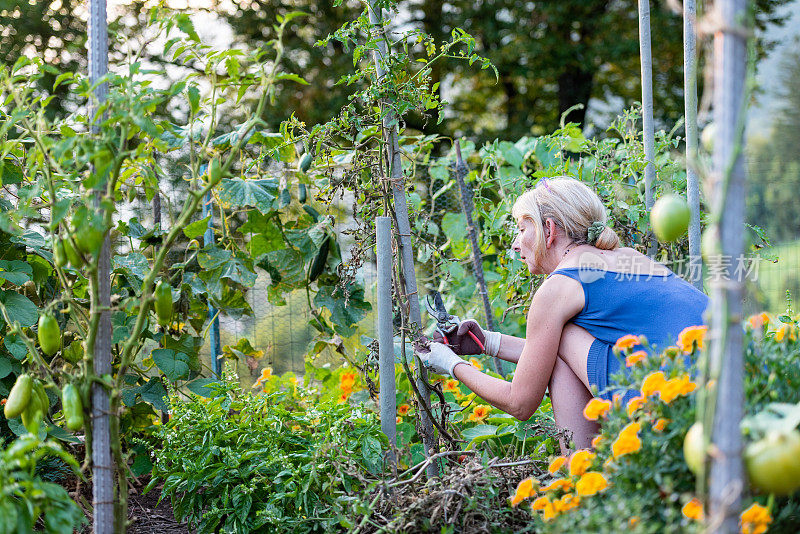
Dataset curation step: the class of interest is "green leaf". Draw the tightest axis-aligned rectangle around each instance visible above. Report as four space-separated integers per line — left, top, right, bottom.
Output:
0 159 23 186
0 290 38 326
219 178 278 214
187 85 200 116
198 247 232 270
0 354 12 379
361 435 383 474
186 378 218 398
462 424 499 450
313 283 372 337
441 212 467 243
183 215 211 239
139 378 169 412
0 260 32 285
152 348 191 382
275 73 309 85
113 253 150 288
4 332 27 359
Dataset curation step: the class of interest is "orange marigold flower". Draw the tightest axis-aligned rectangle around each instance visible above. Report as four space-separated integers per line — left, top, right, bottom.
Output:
0 398 5 406
614 334 640 353
641 371 666 398
612 422 642 458
626 395 645 417
531 496 550 511
510 477 536 507
575 472 608 496
542 500 559 521
253 367 273 388
548 456 567 474
568 450 595 477
591 435 603 448
678 325 708 354
747 312 770 330
338 392 350 403
468 404 491 422
443 379 460 393
468 357 484 371
653 418 669 432
629 516 639 527
682 498 704 521
554 493 580 513
740 503 772 530
540 478 573 493
340 371 357 391
775 324 798 343
583 398 612 421
397 404 411 416
660 374 696 404
626 350 648 367
396 416 402 424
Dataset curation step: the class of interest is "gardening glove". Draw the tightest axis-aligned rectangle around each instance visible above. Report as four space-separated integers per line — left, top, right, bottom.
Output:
416 342 474 377
433 319 502 357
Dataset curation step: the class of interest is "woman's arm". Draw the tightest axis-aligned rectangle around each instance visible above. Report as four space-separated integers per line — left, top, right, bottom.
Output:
453 276 583 419
495 334 525 363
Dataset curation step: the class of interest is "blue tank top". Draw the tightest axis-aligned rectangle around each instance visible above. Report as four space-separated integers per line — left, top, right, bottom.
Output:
548 267 709 350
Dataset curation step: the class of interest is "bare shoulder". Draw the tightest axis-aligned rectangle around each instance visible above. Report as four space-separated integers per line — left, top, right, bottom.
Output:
528 274 585 323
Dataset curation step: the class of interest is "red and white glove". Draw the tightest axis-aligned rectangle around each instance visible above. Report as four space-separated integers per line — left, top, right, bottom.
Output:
433 319 502 357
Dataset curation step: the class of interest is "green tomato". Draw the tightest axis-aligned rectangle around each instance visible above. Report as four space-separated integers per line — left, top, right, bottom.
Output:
684 422 705 476
745 430 800 495
650 194 691 242
4 374 32 419
62 384 84 431
38 313 61 357
154 280 173 327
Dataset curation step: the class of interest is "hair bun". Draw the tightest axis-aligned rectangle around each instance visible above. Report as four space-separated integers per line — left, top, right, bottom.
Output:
587 221 606 245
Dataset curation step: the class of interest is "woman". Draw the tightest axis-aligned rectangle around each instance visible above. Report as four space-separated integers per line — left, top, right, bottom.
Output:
418 176 708 450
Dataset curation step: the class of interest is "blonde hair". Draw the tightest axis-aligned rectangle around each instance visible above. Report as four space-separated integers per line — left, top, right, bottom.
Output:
511 176 620 265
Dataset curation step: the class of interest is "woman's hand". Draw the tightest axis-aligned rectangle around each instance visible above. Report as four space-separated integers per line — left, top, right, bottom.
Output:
416 342 472 377
433 319 499 355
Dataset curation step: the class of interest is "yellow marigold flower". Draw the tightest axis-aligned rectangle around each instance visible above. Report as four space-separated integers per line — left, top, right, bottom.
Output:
626 395 645 417
253 367 273 388
612 422 642 458
626 350 647 367
575 472 608 496
468 404 491 422
740 503 772 528
678 325 708 354
591 435 603 448
540 478 572 493
653 418 669 432
510 477 536 507
741 524 769 534
531 496 550 511
641 371 666 398
660 374 696 404
397 404 411 416
548 456 567 474
583 398 612 421
542 500 559 521
443 379 460 393
747 312 770 330
775 324 798 343
554 493 580 513
468 357 483 370
568 450 595 477
614 334 640 353
682 498 704 521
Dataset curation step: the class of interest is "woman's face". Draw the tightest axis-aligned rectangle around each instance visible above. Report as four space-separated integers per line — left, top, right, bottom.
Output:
511 217 542 274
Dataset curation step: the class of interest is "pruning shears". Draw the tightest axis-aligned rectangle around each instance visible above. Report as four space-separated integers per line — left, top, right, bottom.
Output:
424 291 485 352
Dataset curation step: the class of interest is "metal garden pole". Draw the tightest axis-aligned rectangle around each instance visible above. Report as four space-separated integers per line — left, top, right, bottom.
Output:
453 141 502 376
88 0 114 532
203 191 222 377
376 216 397 471
684 0 703 290
638 0 658 257
367 1 438 478
708 0 748 530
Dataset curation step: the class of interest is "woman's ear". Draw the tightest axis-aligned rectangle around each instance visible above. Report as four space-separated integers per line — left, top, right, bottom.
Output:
544 218 557 248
